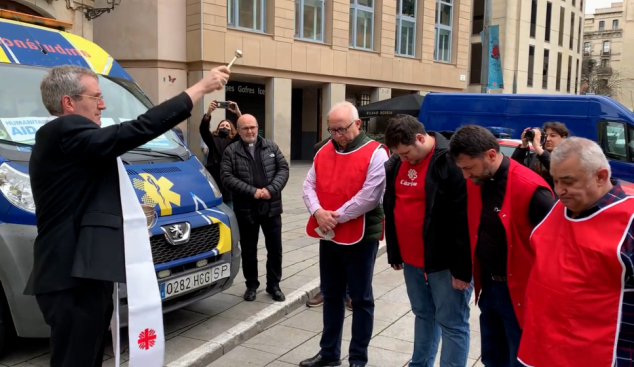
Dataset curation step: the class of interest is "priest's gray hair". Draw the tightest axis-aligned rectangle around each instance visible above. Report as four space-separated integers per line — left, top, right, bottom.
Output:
551 137 611 178
328 101 359 121
40 65 98 115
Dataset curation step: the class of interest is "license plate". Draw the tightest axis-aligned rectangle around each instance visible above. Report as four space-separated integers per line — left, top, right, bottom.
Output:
159 263 231 300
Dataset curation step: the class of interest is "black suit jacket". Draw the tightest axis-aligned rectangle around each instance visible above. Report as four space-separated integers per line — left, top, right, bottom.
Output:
24 92 193 295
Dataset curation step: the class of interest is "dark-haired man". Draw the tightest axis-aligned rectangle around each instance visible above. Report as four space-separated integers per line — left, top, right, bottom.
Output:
448 125 556 367
511 121 570 190
383 115 472 366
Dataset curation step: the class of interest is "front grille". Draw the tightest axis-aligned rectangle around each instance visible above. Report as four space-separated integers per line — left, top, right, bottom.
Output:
142 167 182 174
150 224 220 265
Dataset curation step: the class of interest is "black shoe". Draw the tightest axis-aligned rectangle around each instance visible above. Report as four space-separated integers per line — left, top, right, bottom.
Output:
244 287 257 301
299 353 341 367
266 286 286 302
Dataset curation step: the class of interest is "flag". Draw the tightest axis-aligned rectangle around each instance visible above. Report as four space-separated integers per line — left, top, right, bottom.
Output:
480 25 504 90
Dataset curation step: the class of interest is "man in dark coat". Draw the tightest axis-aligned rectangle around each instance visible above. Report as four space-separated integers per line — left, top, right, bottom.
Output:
220 114 289 302
26 64 229 367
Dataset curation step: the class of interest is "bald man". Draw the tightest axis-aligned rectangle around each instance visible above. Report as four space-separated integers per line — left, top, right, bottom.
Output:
301 102 389 367
220 114 289 302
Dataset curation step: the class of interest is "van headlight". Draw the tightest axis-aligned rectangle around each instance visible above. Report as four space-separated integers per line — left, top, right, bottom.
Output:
199 167 222 198
0 163 35 213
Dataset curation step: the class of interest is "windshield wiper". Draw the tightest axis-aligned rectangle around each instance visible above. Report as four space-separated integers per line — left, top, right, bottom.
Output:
128 147 184 161
0 139 33 148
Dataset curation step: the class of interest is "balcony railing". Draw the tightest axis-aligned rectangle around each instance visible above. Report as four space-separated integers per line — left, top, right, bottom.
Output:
597 66 613 75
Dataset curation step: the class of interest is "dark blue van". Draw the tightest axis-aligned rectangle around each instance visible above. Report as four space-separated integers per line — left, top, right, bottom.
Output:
418 93 634 184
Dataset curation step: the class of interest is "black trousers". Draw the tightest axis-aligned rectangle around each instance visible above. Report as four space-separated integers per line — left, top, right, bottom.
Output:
319 239 378 366
35 280 114 367
237 214 283 289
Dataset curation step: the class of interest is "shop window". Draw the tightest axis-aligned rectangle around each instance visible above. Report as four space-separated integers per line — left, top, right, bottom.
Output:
434 0 453 62
349 0 374 50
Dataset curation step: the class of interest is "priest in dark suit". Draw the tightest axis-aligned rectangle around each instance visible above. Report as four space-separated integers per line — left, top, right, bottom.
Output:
25 64 230 367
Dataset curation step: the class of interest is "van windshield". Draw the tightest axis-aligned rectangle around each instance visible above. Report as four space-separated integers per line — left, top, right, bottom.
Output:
0 64 187 155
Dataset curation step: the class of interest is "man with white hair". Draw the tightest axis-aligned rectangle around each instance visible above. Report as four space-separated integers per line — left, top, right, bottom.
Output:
518 137 634 367
301 101 389 367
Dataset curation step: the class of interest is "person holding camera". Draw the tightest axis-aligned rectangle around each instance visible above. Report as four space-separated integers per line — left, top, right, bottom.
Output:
200 100 242 207
511 122 569 190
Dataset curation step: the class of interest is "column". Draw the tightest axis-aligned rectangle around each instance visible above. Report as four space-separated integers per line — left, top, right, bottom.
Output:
265 78 292 161
320 83 346 140
187 70 226 161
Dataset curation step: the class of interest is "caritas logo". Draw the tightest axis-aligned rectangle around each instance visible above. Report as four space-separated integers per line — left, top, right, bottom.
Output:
400 169 418 187
137 328 157 350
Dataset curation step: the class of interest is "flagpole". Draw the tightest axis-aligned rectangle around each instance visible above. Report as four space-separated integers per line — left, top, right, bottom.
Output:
480 0 492 93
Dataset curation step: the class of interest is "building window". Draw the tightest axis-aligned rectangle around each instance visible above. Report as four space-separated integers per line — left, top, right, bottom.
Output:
603 40 611 54
599 21 604 31
601 59 609 67
577 16 582 52
434 0 453 62
569 13 575 50
349 0 374 50
575 58 579 94
545 2 552 42
395 0 416 57
558 7 565 46
572 0 575 6
555 52 561 91
567 55 572 92
472 0 484 35
613 19 619 30
470 43 482 84
227 0 266 32
543 49 550 89
528 45 535 87
295 0 324 41
584 42 591 55
359 94 371 106
530 0 537 38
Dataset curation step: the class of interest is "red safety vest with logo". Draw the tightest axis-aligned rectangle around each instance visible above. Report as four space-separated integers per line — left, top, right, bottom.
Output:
306 140 388 245
467 159 552 329
518 197 634 367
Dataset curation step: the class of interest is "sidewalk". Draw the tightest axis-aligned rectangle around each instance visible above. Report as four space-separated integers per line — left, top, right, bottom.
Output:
0 163 326 367
205 252 484 367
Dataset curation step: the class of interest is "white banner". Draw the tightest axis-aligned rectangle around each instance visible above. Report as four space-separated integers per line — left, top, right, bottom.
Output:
111 157 165 366
0 117 47 143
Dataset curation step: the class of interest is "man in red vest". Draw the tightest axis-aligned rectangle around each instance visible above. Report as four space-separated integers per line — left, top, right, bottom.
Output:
448 125 555 367
518 137 634 367
382 115 473 366
300 101 389 367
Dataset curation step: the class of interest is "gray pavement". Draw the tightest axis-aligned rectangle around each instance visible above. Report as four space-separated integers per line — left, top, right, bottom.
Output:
0 163 323 367
205 252 484 367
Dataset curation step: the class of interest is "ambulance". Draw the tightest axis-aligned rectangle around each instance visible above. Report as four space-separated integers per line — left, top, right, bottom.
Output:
0 9 241 354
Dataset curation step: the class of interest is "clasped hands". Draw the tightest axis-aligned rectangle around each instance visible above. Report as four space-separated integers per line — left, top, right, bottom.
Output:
253 188 272 200
314 208 340 233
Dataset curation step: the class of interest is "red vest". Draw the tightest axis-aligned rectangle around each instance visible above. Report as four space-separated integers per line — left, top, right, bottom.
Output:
467 159 552 329
518 197 634 367
306 140 387 245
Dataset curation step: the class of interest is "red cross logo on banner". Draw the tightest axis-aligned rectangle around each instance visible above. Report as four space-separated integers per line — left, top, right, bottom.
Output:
137 328 157 350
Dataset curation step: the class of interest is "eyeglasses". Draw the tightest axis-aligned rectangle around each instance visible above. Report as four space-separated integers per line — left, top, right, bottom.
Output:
327 121 354 136
75 94 104 102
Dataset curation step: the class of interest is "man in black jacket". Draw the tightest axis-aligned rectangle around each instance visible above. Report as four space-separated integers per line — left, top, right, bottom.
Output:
26 64 230 367
383 115 472 366
220 114 289 302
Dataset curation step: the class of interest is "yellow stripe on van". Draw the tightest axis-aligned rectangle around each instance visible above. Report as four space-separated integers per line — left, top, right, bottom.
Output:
0 47 9 63
60 32 114 75
208 216 232 255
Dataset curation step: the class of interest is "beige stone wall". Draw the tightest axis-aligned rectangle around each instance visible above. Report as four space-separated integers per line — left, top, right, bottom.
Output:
15 0 93 38
186 0 471 91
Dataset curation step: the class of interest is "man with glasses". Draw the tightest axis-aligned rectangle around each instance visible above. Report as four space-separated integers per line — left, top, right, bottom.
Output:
300 101 388 367
220 114 289 302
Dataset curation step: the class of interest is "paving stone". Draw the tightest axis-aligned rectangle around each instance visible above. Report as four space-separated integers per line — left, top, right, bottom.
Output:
164 336 208 364
243 325 316 355
206 345 277 367
373 300 412 323
263 361 296 367
342 318 392 342
280 274 317 290
216 300 271 321
369 335 414 355
0 338 49 366
163 309 211 335
378 314 415 343
184 293 244 316
378 284 410 304
280 308 324 333
366 345 412 367
181 316 243 341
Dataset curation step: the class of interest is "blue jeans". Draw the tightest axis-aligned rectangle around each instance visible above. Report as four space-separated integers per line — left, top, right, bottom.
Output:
403 265 472 367
478 277 522 367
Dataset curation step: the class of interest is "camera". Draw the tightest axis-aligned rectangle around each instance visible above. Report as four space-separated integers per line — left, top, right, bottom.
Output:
216 101 230 109
525 128 545 143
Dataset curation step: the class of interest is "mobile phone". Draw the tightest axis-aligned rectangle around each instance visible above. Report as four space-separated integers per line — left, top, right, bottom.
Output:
216 101 230 109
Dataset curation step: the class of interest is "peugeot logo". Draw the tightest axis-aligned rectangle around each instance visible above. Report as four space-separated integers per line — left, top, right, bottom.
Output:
161 222 191 245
